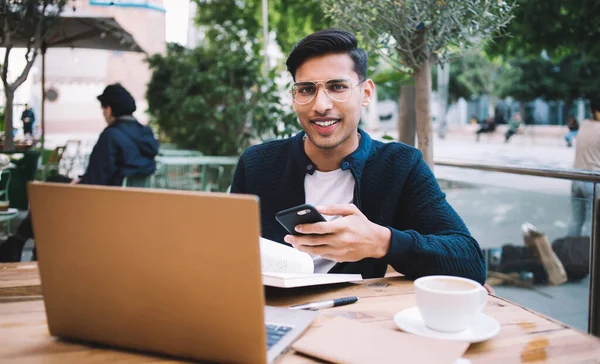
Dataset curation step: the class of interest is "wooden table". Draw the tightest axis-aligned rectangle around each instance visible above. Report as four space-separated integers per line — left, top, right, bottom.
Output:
2 263 600 363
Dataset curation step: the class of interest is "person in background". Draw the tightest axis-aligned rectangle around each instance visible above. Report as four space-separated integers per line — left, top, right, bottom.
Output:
564 115 579 148
567 98 600 237
20 104 35 137
475 116 496 142
505 112 523 143
0 83 159 262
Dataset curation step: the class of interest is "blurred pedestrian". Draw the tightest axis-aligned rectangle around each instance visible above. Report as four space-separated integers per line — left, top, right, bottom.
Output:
505 112 523 143
564 115 579 147
475 116 496 142
567 98 600 237
20 103 35 137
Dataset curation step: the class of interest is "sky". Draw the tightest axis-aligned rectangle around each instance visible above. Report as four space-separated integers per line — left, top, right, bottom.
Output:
164 0 190 45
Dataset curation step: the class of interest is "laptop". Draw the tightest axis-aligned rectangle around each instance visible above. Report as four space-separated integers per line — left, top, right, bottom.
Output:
28 182 316 363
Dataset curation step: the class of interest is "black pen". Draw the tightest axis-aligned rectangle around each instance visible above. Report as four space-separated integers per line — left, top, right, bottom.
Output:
289 296 359 310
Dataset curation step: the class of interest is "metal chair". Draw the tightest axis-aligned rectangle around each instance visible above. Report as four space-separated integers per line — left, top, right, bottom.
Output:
0 169 16 236
0 169 11 201
39 145 66 180
122 174 155 188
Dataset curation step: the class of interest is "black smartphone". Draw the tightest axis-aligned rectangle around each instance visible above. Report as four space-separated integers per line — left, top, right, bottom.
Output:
275 204 326 235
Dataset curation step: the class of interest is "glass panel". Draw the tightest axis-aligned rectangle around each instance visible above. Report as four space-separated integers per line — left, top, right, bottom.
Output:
439 167 592 332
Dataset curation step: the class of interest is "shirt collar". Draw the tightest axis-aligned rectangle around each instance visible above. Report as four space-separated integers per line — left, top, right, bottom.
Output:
292 128 372 175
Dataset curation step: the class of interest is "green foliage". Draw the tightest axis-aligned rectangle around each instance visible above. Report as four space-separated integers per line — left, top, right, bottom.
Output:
270 0 332 53
323 0 514 73
147 0 332 155
495 55 600 103
432 49 511 101
452 50 503 98
193 0 331 67
146 43 298 156
193 0 262 52
487 0 600 60
371 67 413 101
432 62 474 101
484 0 600 107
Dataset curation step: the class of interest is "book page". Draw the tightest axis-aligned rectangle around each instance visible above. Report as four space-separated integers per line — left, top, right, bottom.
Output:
259 237 314 274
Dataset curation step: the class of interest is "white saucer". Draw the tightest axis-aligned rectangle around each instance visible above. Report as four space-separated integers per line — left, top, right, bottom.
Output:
394 307 500 343
0 208 17 215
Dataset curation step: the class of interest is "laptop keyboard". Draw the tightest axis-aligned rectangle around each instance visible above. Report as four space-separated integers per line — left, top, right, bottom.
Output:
265 323 293 349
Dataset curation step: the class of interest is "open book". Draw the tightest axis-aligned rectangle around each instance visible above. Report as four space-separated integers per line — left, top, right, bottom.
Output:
259 237 362 288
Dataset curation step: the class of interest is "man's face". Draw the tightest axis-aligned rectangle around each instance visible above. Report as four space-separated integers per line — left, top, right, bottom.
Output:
292 53 374 151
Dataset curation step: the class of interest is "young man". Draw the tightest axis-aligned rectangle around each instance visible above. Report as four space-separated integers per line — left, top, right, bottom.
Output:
231 29 486 284
79 83 159 185
0 83 159 262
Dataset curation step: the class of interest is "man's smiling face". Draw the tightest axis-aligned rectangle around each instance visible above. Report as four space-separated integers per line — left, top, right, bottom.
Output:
292 53 373 152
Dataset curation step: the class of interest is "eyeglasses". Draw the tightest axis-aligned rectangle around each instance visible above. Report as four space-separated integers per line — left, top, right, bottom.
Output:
291 78 363 105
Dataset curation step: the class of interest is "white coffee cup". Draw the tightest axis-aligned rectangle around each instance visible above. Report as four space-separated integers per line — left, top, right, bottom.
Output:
414 275 487 333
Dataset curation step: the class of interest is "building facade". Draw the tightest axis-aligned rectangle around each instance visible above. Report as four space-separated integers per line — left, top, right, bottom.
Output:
27 0 166 140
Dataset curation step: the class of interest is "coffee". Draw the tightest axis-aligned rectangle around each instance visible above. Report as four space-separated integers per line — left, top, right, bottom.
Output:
414 276 487 333
421 279 477 292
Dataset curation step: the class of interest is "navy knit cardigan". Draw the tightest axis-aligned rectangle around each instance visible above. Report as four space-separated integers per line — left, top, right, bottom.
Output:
231 129 486 284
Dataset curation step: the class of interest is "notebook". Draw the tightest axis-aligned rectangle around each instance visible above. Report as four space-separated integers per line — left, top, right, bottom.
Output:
260 237 362 288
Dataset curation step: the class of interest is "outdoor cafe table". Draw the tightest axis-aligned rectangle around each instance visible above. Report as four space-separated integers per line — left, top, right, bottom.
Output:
2 263 600 363
155 155 239 191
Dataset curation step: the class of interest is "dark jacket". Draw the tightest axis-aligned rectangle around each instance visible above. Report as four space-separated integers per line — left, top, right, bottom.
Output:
20 108 35 123
231 129 486 284
80 116 159 186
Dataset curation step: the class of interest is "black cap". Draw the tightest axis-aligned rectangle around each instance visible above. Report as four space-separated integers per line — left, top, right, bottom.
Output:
97 83 136 117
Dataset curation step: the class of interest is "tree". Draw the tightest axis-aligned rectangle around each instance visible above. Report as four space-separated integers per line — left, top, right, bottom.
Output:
495 55 600 120
487 0 600 121
147 0 330 155
488 0 600 60
0 0 69 151
269 0 331 53
323 0 514 167
193 0 332 68
146 43 297 156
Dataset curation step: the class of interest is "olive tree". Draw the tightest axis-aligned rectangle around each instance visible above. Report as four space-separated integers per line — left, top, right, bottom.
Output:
323 0 514 167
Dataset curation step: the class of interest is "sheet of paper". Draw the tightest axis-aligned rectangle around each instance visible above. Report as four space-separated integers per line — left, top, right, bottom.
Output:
259 237 314 274
292 317 469 364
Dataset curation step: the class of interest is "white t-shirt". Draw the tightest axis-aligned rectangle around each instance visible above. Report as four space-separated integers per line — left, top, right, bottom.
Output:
304 168 355 273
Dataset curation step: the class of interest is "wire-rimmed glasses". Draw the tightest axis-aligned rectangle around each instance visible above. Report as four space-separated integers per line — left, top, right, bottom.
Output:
291 78 363 105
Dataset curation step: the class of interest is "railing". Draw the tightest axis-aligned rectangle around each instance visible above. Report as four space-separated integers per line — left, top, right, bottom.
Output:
435 159 600 337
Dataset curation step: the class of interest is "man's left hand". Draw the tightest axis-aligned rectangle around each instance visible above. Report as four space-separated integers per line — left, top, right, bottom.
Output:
284 204 391 262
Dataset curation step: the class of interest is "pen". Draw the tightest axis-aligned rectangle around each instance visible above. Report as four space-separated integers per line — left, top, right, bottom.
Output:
289 296 359 310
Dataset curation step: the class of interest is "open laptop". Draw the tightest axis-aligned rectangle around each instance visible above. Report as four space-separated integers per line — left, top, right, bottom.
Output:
28 182 316 363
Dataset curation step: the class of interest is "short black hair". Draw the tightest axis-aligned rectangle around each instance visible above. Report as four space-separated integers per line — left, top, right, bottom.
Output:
286 29 368 81
97 83 137 117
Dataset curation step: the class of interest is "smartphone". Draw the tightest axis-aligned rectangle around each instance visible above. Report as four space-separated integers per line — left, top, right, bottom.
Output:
275 204 326 235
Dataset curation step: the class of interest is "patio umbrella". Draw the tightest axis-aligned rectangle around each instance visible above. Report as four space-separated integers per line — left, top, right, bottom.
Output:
2 14 145 145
